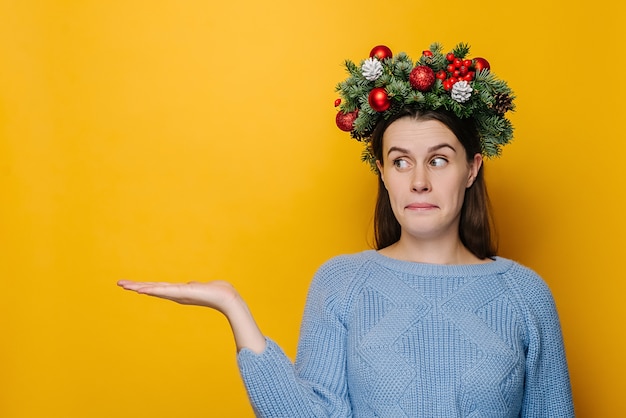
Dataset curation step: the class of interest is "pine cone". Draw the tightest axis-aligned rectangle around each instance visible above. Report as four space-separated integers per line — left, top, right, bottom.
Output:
451 81 472 103
361 58 383 81
494 93 513 115
351 130 372 142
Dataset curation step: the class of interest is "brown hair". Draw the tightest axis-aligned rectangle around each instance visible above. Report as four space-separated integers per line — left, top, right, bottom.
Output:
370 108 497 259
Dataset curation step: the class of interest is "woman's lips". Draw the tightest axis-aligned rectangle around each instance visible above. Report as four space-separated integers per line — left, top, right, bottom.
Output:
405 202 438 210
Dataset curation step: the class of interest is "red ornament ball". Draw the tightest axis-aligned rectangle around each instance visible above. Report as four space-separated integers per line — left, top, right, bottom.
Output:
334 98 341 107
473 57 491 72
369 45 393 61
409 65 435 92
368 87 390 112
335 110 358 131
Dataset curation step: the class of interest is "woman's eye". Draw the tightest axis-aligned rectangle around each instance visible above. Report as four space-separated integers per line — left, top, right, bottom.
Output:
393 159 410 169
430 157 448 167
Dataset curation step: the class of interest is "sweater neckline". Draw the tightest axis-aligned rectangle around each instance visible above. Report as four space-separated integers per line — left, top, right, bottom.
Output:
365 250 513 277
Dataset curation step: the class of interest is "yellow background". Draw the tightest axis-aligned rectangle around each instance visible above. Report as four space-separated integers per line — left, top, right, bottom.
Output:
1 1 624 417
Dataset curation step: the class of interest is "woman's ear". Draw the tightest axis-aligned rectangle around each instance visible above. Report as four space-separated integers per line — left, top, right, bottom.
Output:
376 160 385 184
467 153 483 187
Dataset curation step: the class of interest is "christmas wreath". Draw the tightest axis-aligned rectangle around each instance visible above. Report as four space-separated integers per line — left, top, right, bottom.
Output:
334 43 515 171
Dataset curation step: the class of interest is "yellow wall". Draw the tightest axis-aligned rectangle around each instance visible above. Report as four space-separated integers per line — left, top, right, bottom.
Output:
1 1 623 416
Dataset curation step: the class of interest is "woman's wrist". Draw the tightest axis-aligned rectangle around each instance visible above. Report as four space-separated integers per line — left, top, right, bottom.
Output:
223 294 267 354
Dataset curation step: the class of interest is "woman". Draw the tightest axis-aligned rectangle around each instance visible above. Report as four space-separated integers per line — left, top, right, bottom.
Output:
119 43 574 417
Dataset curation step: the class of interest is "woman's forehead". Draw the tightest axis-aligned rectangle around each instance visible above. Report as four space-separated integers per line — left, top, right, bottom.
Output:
383 118 459 148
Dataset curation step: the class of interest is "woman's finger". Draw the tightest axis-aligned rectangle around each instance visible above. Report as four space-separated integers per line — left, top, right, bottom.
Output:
117 280 173 290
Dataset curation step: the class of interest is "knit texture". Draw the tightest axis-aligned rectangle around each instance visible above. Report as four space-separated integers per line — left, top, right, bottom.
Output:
238 251 574 417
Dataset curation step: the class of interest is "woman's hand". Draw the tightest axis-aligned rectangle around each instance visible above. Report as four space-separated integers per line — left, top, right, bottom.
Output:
117 279 239 312
117 279 267 353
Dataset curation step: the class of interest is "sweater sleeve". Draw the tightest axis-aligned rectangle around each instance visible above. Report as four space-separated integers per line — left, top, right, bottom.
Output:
506 265 575 417
237 256 359 417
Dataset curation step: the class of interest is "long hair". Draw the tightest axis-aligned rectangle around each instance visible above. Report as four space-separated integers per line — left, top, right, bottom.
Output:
370 108 497 259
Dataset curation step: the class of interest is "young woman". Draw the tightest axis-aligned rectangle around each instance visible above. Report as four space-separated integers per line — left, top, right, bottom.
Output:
118 43 574 417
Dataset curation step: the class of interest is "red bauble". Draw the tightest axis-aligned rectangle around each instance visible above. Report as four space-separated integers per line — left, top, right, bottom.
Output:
409 65 435 92
473 57 491 72
368 88 390 112
369 45 393 61
334 98 341 107
335 110 358 131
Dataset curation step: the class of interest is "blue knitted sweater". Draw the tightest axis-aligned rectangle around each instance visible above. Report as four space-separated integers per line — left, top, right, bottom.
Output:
237 251 574 417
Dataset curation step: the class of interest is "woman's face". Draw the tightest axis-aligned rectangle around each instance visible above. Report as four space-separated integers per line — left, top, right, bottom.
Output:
376 117 482 243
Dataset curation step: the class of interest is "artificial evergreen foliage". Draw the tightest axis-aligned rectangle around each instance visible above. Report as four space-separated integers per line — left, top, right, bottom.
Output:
335 42 516 171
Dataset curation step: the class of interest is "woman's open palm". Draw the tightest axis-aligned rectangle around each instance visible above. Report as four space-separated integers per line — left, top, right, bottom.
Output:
118 279 266 352
117 279 239 313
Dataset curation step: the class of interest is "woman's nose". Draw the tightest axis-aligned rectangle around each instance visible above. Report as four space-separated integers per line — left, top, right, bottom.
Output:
411 168 431 192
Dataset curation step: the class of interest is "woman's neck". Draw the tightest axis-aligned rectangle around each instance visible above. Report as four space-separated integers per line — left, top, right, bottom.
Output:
378 235 487 265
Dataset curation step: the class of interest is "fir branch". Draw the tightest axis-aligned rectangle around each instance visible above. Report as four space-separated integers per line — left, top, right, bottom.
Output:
406 90 425 104
386 80 411 98
394 52 411 64
345 60 361 77
481 137 502 158
429 53 447 72
474 69 496 84
361 148 378 172
377 73 393 87
452 43 470 59
392 59 413 79
429 42 443 55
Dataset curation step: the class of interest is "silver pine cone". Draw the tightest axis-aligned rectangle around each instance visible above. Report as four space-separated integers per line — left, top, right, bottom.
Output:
361 58 383 81
451 81 473 103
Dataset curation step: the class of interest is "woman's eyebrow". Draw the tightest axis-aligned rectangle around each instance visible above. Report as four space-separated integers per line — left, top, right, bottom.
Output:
387 143 456 156
428 143 457 153
386 146 410 156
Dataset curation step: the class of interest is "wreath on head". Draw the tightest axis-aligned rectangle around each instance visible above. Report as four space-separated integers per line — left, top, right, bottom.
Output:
334 43 515 171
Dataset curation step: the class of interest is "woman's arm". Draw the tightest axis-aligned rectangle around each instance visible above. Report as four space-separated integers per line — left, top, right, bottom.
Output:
117 254 358 417
504 266 575 417
117 280 266 353
237 256 355 417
